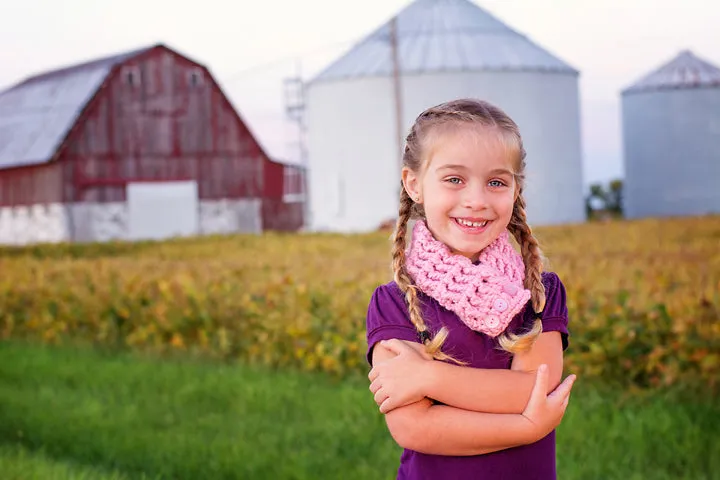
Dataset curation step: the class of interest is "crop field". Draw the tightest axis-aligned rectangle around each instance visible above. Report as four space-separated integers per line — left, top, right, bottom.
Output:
0 215 718 479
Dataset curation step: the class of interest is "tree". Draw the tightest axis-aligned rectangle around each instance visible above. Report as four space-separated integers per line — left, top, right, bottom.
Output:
585 179 623 220
607 179 623 215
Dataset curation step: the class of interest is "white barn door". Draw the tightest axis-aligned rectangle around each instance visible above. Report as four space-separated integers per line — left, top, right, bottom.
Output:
127 181 199 241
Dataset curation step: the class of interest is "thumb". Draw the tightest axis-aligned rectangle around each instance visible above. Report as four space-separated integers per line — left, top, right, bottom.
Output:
548 374 577 403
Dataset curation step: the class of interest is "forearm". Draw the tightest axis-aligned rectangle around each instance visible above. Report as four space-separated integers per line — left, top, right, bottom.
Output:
423 332 564 414
387 399 536 456
424 363 536 414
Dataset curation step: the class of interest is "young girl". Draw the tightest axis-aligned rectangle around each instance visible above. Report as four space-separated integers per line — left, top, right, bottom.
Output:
365 98 576 479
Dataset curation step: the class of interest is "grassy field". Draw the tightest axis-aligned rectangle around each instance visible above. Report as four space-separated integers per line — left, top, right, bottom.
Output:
0 215 718 478
1 215 718 389
0 444 132 480
0 341 718 480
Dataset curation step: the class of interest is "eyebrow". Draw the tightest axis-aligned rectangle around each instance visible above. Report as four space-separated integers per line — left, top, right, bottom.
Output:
488 168 515 176
435 164 468 172
435 164 514 176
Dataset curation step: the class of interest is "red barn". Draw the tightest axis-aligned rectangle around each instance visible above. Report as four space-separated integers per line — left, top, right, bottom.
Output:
0 43 305 245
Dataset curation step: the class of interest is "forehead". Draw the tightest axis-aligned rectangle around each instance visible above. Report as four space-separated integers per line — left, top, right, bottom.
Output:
422 124 516 173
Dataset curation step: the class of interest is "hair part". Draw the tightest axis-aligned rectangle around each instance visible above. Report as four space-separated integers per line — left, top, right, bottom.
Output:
392 98 546 358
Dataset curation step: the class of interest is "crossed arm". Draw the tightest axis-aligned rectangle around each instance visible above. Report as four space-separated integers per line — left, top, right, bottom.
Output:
368 331 573 455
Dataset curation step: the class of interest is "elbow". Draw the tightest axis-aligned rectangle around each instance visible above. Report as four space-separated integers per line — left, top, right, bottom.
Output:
384 401 431 451
385 411 419 450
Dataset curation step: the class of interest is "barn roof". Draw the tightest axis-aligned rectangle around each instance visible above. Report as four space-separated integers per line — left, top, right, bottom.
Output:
0 46 151 170
622 50 720 94
311 0 577 83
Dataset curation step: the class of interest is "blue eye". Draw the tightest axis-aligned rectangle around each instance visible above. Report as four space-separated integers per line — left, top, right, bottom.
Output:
489 180 506 187
446 177 462 185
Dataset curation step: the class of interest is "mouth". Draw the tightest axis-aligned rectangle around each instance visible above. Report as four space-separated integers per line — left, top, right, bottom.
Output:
453 217 492 233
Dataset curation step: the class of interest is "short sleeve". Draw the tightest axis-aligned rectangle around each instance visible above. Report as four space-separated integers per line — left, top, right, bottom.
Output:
540 272 570 350
365 282 421 366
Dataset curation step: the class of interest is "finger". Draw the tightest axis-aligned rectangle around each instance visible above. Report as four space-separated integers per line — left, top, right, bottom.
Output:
548 374 575 399
406 341 433 359
369 379 381 394
374 388 389 406
368 368 378 382
530 364 549 400
379 397 395 414
524 364 549 412
379 339 409 355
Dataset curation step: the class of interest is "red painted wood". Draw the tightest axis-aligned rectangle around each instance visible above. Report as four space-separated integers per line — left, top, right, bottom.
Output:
0 45 305 231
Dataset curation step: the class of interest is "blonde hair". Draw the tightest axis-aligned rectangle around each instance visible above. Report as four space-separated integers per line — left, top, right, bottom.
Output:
392 98 546 358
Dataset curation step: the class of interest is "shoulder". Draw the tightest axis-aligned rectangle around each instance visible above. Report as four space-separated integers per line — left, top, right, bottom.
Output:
368 281 403 304
366 281 409 326
541 272 567 304
365 281 421 365
539 271 570 348
541 271 564 293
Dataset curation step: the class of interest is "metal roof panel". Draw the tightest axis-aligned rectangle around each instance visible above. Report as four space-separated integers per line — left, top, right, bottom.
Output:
311 0 576 83
0 47 149 169
623 50 720 94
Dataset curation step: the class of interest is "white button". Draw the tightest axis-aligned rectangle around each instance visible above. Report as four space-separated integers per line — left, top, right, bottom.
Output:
493 298 508 312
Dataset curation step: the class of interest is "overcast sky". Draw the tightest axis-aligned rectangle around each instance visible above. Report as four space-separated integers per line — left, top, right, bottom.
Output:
1 0 717 187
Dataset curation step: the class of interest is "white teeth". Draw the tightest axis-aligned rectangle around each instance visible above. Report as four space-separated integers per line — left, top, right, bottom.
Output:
457 219 488 228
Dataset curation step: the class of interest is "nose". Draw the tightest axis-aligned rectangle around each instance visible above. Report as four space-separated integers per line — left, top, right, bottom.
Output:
461 187 488 210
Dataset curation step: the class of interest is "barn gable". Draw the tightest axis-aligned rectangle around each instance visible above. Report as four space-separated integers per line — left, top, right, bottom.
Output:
0 47 150 170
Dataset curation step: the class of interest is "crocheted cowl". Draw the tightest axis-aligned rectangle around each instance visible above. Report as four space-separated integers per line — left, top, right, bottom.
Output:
405 220 531 337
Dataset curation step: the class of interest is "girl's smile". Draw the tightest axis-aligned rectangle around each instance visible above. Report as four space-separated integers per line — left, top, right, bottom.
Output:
403 125 518 262
453 217 492 233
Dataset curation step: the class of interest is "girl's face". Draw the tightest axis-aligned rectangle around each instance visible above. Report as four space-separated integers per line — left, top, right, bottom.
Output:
403 125 518 262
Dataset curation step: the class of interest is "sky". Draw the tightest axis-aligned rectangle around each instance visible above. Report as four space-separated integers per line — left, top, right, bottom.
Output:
1 0 717 188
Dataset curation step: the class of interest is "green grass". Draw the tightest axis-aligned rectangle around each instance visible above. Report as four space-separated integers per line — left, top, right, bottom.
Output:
0 341 718 480
0 444 134 480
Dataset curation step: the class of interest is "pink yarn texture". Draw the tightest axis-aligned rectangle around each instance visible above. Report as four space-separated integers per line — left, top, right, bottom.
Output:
405 220 531 337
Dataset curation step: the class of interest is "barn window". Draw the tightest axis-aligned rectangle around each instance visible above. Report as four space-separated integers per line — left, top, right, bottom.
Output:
122 66 142 87
283 166 306 203
188 68 204 88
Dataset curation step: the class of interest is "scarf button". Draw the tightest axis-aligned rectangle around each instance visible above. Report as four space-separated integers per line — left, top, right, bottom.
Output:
493 298 509 312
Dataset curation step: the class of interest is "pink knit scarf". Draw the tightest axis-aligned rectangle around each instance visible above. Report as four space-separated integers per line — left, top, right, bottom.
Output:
405 220 531 337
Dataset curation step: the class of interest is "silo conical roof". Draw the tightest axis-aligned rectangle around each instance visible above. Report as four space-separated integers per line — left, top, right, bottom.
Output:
622 50 720 94
311 0 577 83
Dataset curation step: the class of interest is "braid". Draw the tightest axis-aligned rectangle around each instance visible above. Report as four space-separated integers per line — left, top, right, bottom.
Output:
391 186 456 362
499 192 545 353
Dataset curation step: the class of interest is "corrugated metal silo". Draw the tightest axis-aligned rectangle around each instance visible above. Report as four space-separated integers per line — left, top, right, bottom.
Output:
621 50 720 219
305 0 584 232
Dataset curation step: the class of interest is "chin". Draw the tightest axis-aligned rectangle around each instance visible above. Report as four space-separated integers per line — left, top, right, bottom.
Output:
447 238 488 258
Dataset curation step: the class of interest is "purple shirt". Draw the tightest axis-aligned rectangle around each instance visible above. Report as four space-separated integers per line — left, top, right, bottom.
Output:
366 271 570 480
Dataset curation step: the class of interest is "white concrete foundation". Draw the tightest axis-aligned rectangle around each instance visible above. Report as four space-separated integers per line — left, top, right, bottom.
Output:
68 202 128 243
0 203 70 245
199 198 262 235
0 198 263 245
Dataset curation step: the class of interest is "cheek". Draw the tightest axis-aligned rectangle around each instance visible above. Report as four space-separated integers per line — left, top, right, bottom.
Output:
421 182 448 205
498 192 516 216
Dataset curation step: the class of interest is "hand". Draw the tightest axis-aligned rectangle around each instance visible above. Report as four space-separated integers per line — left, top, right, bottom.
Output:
368 339 433 414
521 364 576 441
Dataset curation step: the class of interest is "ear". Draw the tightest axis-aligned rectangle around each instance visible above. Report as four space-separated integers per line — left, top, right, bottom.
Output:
401 167 422 203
